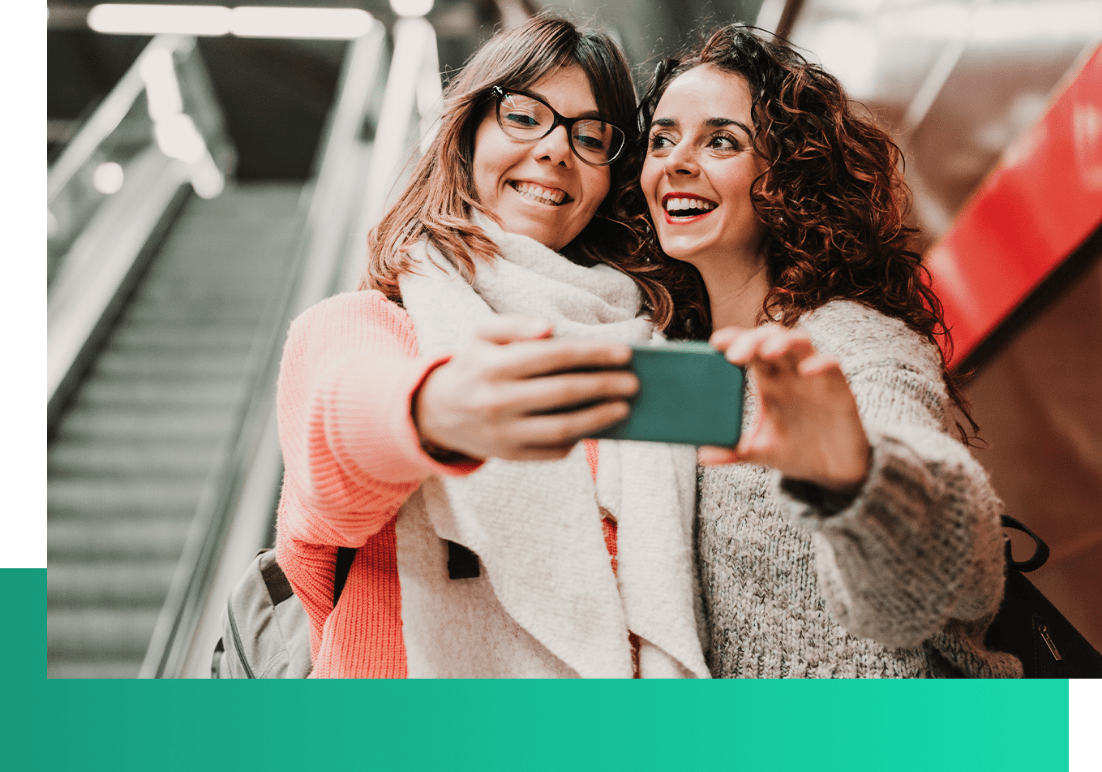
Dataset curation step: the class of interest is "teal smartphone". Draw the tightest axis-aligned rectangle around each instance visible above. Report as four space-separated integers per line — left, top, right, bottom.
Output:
586 341 745 446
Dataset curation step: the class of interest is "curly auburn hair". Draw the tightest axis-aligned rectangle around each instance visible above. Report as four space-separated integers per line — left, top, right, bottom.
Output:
359 14 677 329
634 23 977 440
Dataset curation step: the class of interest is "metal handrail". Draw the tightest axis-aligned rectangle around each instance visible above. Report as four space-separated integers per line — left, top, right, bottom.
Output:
141 20 394 678
47 39 155 203
337 15 443 292
47 33 233 431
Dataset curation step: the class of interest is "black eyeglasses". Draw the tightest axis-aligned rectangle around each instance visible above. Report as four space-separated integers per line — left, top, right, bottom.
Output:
490 85 628 166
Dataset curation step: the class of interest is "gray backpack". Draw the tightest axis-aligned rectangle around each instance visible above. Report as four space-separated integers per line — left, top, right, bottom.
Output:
211 547 355 678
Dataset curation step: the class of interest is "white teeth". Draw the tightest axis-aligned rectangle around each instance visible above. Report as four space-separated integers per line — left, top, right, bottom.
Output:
664 197 717 213
513 181 567 205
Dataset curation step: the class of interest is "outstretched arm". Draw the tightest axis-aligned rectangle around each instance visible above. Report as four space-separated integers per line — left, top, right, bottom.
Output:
278 295 640 548
702 318 1005 648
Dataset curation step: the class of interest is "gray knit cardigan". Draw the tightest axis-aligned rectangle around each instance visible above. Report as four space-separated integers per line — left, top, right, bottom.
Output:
697 300 1023 678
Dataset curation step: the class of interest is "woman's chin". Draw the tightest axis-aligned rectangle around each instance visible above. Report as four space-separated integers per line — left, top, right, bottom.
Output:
658 240 706 266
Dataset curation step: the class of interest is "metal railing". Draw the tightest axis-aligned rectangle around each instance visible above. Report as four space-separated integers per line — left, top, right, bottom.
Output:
167 14 448 678
47 34 234 431
142 18 417 677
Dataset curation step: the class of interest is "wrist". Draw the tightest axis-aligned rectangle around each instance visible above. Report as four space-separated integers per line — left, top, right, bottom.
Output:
779 477 860 516
418 436 471 464
412 363 477 465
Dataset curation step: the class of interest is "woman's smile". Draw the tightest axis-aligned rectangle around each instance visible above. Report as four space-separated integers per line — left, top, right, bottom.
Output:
661 192 718 224
510 180 571 206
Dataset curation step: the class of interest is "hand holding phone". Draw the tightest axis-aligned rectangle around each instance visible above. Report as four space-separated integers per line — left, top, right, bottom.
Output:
415 317 638 462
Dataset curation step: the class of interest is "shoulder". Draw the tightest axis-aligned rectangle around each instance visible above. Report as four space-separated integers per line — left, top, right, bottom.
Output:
283 291 418 361
796 300 942 381
293 290 411 326
289 291 414 339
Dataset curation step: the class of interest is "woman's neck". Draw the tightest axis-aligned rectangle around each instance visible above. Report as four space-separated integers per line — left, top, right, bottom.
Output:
696 257 771 332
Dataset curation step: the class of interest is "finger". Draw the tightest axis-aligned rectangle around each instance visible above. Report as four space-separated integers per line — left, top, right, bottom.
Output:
721 325 778 365
507 399 633 447
497 443 578 462
489 337 633 380
698 445 743 465
475 315 554 345
797 352 840 377
506 370 640 415
758 331 815 363
709 326 753 352
751 331 816 379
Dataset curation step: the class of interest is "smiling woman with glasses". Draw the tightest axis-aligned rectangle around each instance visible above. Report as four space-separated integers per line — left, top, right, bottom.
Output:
269 14 710 680
491 85 628 165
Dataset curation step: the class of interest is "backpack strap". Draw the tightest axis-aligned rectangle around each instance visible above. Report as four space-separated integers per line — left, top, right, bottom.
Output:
447 540 480 579
1000 514 1050 573
333 546 357 606
330 539 476 609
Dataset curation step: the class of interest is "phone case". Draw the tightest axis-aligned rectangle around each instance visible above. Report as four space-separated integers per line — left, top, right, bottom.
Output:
588 341 744 446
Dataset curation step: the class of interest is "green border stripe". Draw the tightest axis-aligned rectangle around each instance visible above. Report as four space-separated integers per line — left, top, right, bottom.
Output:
14 569 1068 770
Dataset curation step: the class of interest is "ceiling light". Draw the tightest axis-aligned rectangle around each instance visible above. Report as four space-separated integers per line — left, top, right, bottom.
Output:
231 7 374 39
88 4 232 36
87 4 375 39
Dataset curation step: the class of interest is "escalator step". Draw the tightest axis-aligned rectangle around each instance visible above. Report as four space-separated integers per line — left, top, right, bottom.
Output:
48 561 179 606
48 477 210 515
48 658 151 679
49 519 192 559
68 378 243 410
48 608 162 659
48 438 226 475
87 349 252 379
55 405 238 439
107 325 260 351
48 181 304 679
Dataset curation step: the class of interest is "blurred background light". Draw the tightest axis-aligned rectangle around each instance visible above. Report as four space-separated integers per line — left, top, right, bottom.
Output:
231 7 375 39
139 49 184 121
91 161 125 194
154 114 207 164
88 4 375 39
798 20 878 99
390 0 435 17
88 4 233 36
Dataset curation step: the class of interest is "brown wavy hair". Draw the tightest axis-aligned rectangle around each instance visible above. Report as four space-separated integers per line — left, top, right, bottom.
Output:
358 14 676 328
634 24 978 440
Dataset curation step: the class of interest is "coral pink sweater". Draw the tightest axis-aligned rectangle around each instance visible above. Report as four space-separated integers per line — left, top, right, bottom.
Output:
274 291 615 678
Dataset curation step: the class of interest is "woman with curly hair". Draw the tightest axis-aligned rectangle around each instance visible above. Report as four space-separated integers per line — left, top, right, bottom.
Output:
637 24 1021 677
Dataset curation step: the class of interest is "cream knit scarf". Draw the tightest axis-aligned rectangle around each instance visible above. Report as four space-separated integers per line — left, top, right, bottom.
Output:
395 215 709 678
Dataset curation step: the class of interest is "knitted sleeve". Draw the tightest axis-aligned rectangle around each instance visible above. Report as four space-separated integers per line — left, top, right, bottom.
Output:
778 301 1006 649
275 291 479 548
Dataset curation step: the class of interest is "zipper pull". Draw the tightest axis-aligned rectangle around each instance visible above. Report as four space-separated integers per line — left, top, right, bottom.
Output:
1038 623 1062 661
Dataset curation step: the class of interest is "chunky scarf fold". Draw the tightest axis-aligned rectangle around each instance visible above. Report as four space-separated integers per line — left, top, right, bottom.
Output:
394 216 709 678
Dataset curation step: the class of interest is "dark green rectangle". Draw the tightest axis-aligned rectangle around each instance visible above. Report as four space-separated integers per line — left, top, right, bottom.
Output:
589 341 744 445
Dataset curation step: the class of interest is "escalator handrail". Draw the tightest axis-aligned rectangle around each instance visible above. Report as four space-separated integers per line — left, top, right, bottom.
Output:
48 34 188 203
139 21 393 678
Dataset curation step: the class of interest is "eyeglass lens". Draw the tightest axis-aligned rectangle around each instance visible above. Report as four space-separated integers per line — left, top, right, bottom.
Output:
497 93 624 165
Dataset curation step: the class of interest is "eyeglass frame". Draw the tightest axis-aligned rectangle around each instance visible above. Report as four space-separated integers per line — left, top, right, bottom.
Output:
489 85 630 166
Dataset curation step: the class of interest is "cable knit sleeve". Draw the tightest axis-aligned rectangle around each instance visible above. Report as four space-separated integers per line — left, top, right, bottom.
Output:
275 291 480 548
777 301 1006 649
